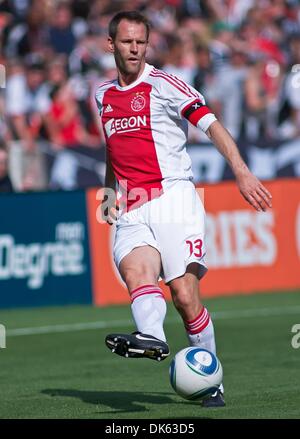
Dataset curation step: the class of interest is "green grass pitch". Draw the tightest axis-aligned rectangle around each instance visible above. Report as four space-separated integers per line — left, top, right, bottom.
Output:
0 290 299 419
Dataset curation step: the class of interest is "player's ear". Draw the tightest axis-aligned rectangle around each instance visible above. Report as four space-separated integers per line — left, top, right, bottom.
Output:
108 37 114 53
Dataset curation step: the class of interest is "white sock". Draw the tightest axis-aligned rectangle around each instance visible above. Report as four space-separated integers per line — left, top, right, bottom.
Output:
184 307 224 394
130 284 167 342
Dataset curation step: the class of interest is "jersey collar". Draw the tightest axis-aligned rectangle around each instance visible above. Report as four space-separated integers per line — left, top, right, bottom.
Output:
115 63 153 91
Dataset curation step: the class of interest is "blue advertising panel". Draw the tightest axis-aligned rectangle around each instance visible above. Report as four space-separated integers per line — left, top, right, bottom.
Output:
0 190 92 308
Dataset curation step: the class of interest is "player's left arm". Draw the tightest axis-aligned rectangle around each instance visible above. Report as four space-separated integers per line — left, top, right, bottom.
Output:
162 74 272 211
206 120 272 211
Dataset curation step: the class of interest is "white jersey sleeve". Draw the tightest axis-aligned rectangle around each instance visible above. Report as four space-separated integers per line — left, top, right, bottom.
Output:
95 80 115 115
149 68 217 132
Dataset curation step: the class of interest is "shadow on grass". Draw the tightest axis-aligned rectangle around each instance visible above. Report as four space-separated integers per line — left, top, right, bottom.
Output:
41 389 209 416
42 389 177 414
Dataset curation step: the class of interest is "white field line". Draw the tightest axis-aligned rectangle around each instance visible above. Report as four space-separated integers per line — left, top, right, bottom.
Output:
4 305 300 337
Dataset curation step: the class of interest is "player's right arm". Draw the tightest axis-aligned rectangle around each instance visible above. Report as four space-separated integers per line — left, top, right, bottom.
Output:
104 151 116 189
95 82 119 225
101 152 119 225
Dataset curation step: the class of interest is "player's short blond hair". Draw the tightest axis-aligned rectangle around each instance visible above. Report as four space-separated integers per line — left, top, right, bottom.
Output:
108 10 151 41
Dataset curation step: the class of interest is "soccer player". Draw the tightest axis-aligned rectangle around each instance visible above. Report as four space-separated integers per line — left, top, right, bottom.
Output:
95 11 272 407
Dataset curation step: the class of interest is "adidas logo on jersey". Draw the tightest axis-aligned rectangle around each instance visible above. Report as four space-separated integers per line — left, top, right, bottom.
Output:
104 104 113 113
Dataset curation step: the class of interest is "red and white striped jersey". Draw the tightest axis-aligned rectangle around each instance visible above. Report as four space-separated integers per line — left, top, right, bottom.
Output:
95 63 217 209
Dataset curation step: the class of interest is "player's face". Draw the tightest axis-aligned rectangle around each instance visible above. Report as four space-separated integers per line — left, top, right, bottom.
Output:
109 20 148 80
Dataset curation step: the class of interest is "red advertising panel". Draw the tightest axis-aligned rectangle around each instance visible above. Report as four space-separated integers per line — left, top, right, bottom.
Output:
86 179 300 306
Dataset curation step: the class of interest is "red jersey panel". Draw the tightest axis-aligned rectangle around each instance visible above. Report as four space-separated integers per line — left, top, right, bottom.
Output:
101 82 163 207
95 64 217 210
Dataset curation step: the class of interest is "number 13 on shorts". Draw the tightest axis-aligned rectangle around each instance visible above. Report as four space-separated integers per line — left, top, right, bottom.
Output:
186 239 203 258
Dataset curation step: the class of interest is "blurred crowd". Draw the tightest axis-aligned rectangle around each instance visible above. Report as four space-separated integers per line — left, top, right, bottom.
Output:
0 0 299 192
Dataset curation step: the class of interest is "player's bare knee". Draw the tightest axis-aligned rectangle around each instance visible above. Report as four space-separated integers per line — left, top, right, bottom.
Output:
122 267 158 291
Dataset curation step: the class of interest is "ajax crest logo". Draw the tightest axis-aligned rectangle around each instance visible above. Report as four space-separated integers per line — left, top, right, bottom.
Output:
131 92 146 112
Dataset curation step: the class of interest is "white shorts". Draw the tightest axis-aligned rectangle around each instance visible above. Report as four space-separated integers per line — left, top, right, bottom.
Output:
113 180 207 283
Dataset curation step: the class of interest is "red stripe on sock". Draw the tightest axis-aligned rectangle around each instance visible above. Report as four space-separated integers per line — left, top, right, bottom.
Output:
185 306 206 324
131 291 164 303
130 285 164 303
188 309 208 329
131 284 159 294
184 307 210 334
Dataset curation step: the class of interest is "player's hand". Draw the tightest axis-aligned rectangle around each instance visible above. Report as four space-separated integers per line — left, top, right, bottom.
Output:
100 189 119 225
236 170 272 212
104 203 119 225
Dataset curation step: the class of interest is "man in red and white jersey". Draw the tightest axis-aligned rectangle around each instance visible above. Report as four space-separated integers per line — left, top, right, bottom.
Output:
95 11 272 407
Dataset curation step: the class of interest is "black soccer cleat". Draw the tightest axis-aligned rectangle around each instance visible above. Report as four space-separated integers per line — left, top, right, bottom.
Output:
202 388 225 408
105 331 170 361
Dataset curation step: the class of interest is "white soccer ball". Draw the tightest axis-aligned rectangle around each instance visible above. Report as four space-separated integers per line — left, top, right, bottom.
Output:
169 347 223 401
